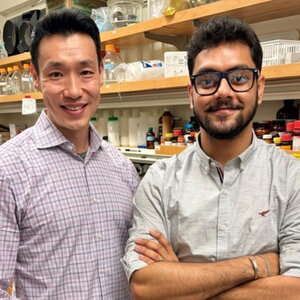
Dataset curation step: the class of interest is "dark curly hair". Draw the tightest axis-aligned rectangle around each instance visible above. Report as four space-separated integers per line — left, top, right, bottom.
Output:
187 16 262 76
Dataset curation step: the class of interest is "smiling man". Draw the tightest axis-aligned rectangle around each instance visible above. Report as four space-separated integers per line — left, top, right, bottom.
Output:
122 16 300 300
0 9 139 299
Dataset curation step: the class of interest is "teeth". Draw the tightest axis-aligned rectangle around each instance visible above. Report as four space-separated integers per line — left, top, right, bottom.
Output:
65 106 83 111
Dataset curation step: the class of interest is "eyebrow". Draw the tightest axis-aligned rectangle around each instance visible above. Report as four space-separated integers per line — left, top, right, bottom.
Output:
194 64 252 74
44 59 97 69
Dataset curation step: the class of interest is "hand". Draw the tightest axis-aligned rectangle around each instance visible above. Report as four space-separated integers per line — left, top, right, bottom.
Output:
134 230 179 265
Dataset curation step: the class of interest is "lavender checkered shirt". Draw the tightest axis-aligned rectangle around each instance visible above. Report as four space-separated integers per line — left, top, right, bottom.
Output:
0 111 139 299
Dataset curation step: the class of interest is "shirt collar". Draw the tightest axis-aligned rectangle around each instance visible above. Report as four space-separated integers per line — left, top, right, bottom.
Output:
195 131 258 172
34 110 102 152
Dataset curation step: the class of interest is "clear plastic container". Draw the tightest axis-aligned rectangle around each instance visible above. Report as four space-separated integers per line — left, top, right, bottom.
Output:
11 65 22 94
107 0 143 28
5 66 14 95
107 116 120 147
103 44 118 84
21 63 34 93
0 68 7 95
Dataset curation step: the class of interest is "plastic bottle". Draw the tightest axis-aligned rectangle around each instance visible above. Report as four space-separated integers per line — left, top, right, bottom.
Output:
103 44 118 84
0 68 7 95
292 120 300 151
276 100 299 120
11 65 22 94
107 116 120 147
120 109 130 146
114 47 126 83
0 44 7 59
128 109 139 148
21 63 33 93
5 67 14 95
146 127 155 149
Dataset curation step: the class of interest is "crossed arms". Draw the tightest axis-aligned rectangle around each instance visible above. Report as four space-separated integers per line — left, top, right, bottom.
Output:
130 231 300 300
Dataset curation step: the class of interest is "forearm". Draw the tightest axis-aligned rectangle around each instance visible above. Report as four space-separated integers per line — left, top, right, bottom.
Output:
210 276 300 300
131 257 255 300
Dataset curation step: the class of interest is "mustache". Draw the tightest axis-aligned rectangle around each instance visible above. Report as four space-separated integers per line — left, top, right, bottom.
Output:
205 101 244 112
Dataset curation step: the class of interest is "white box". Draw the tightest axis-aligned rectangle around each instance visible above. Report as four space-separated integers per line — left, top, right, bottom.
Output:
164 51 189 78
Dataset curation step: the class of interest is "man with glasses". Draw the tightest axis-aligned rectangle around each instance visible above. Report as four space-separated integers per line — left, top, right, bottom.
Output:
122 16 300 299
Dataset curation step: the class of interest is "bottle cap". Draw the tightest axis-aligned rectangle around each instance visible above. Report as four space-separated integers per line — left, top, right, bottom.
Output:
281 133 292 142
273 137 281 144
294 120 300 130
105 44 115 51
165 133 173 138
286 122 294 131
148 127 153 131
263 134 272 139
108 116 118 121
0 68 6 72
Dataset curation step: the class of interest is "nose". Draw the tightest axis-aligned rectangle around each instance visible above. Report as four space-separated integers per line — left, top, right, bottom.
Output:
215 77 234 99
63 74 83 100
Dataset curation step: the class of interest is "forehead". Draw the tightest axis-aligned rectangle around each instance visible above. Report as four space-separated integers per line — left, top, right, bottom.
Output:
37 33 98 67
193 42 255 73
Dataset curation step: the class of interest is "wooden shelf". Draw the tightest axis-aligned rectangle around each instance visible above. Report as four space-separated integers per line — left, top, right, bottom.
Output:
100 0 300 48
0 62 300 103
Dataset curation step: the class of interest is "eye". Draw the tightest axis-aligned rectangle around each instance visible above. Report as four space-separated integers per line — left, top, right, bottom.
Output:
81 70 94 77
196 74 218 89
49 71 62 79
230 71 251 85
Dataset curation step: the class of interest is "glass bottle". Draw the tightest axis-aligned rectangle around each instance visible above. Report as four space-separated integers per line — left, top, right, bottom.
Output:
276 100 299 120
292 120 300 151
146 127 155 149
162 108 173 139
280 133 292 150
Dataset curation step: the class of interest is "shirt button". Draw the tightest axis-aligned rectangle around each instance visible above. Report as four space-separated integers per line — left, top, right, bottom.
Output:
223 189 228 195
97 234 103 239
92 198 98 203
219 225 227 231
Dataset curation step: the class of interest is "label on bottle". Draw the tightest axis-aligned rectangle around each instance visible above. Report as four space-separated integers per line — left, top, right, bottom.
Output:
292 136 300 151
0 82 6 86
146 136 155 141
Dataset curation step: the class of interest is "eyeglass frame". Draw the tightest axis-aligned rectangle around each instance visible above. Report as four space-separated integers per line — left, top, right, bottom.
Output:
190 67 260 96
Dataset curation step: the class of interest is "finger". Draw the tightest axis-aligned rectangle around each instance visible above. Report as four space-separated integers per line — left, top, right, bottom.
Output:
139 254 155 265
150 230 178 259
135 245 164 262
135 238 169 258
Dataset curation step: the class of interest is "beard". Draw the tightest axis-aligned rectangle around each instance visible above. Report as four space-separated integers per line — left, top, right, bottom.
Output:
192 93 259 140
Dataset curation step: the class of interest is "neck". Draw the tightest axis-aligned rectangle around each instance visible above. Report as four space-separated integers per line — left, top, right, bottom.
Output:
60 126 90 153
200 125 253 167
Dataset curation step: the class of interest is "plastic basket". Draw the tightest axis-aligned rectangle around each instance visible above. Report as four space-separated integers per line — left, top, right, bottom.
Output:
261 39 300 66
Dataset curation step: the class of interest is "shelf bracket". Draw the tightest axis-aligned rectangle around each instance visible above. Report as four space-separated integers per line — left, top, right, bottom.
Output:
144 32 189 51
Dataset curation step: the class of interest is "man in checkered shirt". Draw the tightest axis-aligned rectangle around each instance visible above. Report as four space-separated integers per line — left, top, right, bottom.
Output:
0 9 139 299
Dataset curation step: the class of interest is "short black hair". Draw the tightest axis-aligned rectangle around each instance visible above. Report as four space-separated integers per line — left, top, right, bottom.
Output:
30 9 101 74
187 16 262 76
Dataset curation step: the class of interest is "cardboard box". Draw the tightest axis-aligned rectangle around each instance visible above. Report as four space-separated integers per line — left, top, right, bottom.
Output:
46 0 105 15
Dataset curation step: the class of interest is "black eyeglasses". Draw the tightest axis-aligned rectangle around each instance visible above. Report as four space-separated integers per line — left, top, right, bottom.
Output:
190 67 259 96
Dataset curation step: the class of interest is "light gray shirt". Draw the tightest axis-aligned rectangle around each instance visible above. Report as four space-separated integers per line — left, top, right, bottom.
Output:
122 134 300 280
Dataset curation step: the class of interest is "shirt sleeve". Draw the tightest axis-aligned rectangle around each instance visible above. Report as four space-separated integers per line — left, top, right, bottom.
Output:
122 161 169 281
0 170 19 297
279 163 300 278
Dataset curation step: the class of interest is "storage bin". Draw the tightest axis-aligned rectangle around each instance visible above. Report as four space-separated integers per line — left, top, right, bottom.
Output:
261 39 300 66
107 0 143 28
